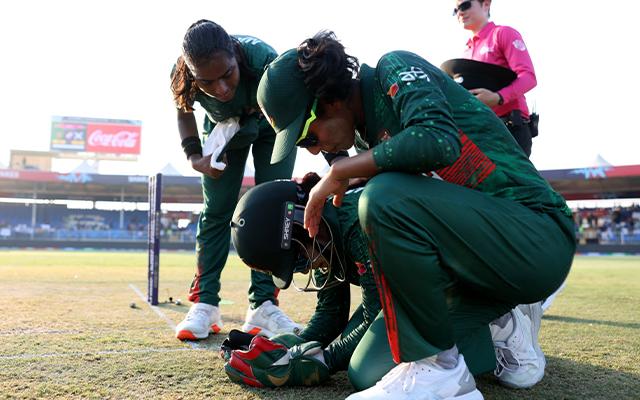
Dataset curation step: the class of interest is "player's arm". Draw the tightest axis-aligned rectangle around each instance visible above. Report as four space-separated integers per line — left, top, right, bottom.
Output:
177 109 222 179
298 274 351 348
324 265 381 372
371 52 461 174
496 27 537 104
322 224 381 372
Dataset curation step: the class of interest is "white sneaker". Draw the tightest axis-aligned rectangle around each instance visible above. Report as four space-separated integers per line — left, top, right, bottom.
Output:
517 302 543 346
175 302 223 340
346 354 483 400
491 306 545 388
241 300 302 338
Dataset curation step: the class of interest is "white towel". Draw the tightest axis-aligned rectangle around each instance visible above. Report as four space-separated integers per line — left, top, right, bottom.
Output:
202 117 240 170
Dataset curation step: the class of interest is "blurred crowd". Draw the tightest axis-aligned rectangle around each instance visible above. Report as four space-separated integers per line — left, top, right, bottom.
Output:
574 204 640 244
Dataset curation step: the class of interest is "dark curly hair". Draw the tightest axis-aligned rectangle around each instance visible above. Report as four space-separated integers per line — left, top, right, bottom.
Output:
296 31 359 103
297 172 323 205
170 20 251 112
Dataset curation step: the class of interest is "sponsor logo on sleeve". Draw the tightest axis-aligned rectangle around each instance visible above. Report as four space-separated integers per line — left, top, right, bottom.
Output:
398 66 430 82
512 39 527 51
236 36 262 46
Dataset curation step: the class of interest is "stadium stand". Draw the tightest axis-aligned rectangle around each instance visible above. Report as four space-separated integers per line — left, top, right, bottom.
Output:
0 202 196 243
1 166 639 251
574 205 640 245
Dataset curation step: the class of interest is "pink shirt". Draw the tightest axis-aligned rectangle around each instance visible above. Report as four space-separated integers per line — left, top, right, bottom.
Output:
463 22 536 118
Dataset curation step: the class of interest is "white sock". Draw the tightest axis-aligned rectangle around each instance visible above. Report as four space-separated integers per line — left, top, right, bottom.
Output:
435 345 459 369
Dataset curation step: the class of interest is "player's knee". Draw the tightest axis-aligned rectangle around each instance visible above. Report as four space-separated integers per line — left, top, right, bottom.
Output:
348 364 379 392
358 173 400 229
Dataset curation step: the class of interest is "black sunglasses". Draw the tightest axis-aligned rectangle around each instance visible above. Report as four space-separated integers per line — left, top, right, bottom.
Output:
453 0 473 16
296 133 319 149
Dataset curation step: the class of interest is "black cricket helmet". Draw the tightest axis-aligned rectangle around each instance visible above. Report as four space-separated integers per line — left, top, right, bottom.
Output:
230 180 305 289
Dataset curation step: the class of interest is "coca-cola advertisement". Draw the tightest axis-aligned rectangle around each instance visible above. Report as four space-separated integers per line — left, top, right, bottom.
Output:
50 116 142 155
85 123 142 154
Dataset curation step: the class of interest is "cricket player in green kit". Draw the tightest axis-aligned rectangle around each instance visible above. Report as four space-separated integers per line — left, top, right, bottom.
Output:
256 32 575 399
223 175 383 387
170 20 301 341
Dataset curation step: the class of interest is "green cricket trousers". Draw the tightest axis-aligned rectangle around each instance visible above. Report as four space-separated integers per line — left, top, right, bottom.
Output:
348 172 575 390
187 121 296 308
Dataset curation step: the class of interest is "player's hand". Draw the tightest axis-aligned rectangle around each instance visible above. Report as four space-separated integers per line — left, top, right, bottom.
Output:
270 332 306 348
189 153 226 179
219 329 256 361
304 170 348 238
225 336 329 387
469 88 501 107
220 331 304 362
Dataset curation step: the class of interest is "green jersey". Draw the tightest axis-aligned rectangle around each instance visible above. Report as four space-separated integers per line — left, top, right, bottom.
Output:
359 51 571 217
298 187 382 373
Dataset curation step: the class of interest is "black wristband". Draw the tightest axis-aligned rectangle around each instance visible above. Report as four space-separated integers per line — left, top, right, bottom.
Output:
181 136 202 159
497 92 504 106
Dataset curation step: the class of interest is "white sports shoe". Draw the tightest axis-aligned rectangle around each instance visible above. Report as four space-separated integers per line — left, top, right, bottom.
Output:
491 305 545 388
517 302 543 345
241 300 302 338
175 302 223 340
346 354 483 400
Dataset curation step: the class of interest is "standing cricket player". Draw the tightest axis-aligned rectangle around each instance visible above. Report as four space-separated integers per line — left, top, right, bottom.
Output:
170 20 300 341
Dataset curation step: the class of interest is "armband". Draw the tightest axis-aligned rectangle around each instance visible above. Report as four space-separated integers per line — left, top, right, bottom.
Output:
181 136 203 159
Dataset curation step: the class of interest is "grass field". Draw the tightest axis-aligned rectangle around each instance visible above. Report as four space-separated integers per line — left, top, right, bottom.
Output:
0 251 638 400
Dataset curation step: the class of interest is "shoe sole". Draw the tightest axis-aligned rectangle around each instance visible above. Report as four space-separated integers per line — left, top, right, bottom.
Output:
453 390 484 400
241 324 275 338
498 349 545 389
498 368 544 389
176 323 223 340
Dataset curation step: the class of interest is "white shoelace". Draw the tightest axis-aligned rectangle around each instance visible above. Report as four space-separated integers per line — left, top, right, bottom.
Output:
379 362 440 397
264 305 296 330
185 307 209 322
494 342 521 377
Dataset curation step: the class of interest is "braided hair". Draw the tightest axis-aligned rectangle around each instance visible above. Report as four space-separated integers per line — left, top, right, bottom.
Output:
170 19 251 112
296 31 359 103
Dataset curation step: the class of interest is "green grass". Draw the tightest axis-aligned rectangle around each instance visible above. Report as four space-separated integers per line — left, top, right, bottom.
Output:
0 251 638 399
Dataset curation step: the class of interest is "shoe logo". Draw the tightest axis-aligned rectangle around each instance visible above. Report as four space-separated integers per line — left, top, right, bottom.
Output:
267 372 290 386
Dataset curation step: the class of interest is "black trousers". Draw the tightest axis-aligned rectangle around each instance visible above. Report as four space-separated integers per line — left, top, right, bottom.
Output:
507 122 532 158
501 112 533 158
